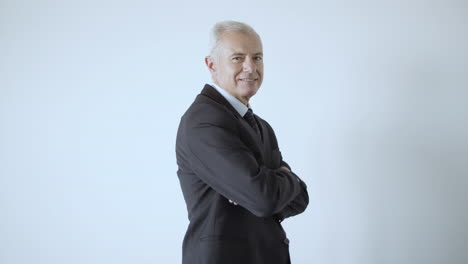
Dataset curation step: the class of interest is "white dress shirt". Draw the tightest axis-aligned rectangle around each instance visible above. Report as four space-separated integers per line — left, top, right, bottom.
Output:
210 82 251 117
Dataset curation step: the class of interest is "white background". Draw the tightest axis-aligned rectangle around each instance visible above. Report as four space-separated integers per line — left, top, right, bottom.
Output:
1 1 467 263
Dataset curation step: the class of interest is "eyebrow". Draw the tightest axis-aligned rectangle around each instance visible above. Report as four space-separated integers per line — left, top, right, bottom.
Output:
230 52 263 56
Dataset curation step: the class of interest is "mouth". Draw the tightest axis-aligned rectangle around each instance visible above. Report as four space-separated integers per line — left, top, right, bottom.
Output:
238 78 258 82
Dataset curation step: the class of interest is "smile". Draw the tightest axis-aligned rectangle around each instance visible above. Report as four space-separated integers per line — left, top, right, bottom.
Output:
238 78 258 82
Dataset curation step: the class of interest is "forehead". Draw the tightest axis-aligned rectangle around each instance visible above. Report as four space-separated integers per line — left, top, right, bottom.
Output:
218 32 263 55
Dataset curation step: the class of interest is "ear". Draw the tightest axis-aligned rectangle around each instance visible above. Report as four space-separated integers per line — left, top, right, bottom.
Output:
205 56 216 73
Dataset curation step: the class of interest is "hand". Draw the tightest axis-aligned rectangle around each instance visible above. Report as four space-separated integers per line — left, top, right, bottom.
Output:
229 199 238 205
279 166 299 182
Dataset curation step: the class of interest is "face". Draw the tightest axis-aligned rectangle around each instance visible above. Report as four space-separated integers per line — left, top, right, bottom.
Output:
206 31 264 106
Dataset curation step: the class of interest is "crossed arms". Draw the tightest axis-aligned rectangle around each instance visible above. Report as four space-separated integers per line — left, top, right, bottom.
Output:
185 105 308 220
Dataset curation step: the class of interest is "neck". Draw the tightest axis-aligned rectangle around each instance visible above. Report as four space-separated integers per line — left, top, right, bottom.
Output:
212 80 250 106
236 96 249 107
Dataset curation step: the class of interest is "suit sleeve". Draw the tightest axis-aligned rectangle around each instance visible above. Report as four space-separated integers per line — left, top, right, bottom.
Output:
263 120 309 222
274 160 309 222
185 111 302 218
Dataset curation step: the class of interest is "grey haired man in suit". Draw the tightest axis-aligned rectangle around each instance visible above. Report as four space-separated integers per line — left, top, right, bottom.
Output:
176 20 309 264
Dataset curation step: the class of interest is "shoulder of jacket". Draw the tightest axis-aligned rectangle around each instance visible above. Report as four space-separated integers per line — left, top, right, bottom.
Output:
182 100 238 128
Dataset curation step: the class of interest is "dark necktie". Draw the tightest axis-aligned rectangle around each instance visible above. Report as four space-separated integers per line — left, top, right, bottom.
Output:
244 108 261 137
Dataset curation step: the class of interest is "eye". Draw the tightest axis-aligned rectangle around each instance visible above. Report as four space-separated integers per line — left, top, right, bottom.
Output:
232 57 242 62
254 56 263 61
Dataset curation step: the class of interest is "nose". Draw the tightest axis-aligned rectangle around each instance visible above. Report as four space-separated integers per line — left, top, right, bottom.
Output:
242 57 256 73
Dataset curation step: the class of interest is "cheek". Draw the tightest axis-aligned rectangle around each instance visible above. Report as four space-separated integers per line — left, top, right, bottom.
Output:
231 70 240 80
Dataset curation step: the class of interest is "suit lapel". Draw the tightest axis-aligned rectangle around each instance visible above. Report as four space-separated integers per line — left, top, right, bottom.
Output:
200 84 264 158
255 116 266 145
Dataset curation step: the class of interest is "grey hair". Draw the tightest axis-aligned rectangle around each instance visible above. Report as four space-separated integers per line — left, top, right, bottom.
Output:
208 20 259 56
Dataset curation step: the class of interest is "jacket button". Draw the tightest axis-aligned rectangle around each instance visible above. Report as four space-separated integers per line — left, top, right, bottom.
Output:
283 238 289 245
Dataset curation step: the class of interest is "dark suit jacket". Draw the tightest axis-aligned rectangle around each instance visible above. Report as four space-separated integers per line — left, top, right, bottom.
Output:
176 84 309 264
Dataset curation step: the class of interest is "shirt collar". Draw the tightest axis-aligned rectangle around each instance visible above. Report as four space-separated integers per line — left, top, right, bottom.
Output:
210 82 250 117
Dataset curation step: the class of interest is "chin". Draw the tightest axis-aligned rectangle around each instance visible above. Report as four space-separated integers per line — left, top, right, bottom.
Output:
241 88 258 97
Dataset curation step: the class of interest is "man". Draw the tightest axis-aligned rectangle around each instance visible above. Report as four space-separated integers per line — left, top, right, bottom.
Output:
175 21 309 264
